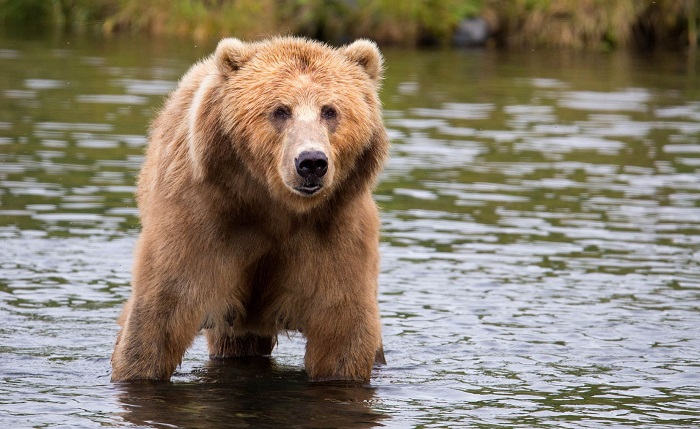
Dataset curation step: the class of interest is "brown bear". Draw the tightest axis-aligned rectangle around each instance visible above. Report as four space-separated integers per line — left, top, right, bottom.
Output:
111 36 389 383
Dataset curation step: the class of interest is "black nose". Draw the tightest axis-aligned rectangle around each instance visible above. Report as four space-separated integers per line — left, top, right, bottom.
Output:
295 151 328 178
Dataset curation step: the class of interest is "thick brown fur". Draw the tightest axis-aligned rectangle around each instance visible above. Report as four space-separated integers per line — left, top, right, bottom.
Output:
111 37 389 382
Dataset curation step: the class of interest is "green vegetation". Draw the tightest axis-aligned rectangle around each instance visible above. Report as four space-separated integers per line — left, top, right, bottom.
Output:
0 0 697 49
485 0 699 49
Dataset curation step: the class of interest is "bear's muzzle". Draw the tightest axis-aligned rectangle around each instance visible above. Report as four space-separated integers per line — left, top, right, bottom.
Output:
295 150 328 195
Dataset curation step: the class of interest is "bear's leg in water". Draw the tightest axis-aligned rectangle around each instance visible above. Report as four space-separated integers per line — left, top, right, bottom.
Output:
111 288 204 381
111 238 218 381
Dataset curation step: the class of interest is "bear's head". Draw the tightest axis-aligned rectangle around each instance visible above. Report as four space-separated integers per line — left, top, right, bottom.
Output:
187 37 388 213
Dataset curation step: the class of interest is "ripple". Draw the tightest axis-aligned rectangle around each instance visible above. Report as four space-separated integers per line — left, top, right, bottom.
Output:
4 89 37 99
114 78 177 95
35 122 113 132
559 89 650 112
75 94 148 104
654 103 700 120
24 79 66 90
412 103 495 120
515 135 625 154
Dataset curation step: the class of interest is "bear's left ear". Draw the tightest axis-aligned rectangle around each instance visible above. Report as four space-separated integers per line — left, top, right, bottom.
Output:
215 38 256 74
341 39 384 82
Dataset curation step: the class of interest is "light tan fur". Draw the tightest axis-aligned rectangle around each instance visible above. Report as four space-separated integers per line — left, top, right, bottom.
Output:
111 36 389 382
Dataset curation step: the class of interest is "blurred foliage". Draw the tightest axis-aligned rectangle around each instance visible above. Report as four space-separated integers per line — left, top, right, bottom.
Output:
102 0 280 40
484 0 698 49
0 0 114 33
0 0 697 49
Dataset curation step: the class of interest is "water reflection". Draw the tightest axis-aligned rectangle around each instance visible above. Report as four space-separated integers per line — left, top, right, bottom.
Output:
117 358 385 429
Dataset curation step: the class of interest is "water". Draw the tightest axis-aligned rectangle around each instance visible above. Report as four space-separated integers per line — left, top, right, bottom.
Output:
1 34 699 428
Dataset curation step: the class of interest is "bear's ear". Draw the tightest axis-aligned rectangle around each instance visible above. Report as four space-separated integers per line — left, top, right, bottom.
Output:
215 38 255 74
341 39 383 82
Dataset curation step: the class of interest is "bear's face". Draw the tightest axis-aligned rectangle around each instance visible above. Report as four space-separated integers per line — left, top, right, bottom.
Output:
187 37 386 213
265 74 343 200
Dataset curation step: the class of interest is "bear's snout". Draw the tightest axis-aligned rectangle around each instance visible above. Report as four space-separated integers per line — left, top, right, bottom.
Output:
296 151 328 178
295 150 328 195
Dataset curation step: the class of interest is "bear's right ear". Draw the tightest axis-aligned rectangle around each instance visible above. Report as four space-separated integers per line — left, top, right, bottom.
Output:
215 38 255 74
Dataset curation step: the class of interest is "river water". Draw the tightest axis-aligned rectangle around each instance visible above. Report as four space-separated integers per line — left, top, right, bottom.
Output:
1 34 699 428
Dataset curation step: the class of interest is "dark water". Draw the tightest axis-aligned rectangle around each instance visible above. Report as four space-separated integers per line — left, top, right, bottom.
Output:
1 34 699 428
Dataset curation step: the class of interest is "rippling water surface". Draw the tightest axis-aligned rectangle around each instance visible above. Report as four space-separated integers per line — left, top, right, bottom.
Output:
1 35 699 428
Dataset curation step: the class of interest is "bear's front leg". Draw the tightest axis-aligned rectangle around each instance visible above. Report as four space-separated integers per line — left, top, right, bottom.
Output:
111 281 205 381
293 196 385 382
304 300 383 382
111 234 212 382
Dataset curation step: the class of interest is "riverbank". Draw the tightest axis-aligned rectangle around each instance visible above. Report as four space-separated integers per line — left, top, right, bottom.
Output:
0 0 697 50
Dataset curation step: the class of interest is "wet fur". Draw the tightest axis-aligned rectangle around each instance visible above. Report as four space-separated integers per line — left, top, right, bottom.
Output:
111 37 389 382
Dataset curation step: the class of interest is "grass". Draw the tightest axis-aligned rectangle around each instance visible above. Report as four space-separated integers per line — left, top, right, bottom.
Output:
484 0 698 50
0 0 697 49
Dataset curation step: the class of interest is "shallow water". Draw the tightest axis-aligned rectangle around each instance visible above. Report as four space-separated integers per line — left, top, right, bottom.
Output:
1 34 699 428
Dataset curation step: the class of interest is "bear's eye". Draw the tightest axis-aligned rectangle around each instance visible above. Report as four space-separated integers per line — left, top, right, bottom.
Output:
321 106 337 120
272 106 292 120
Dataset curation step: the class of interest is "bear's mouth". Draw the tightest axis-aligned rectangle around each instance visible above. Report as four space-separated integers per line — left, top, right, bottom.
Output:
296 184 322 195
